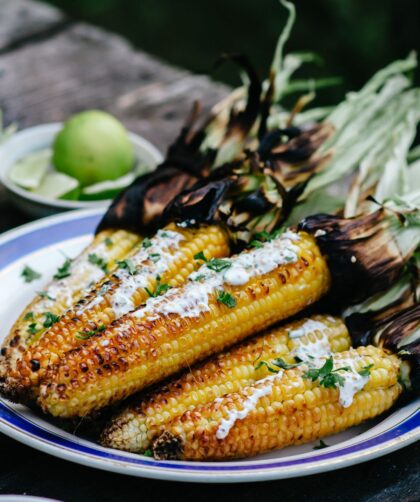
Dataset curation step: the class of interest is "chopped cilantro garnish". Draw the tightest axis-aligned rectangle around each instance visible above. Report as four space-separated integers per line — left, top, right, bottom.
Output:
76 324 106 340
206 258 231 272
194 252 231 272
304 357 351 389
358 363 374 378
149 253 160 263
255 357 301 373
143 449 153 457
217 290 236 308
254 360 279 373
23 312 34 321
21 265 41 283
88 253 108 273
54 258 72 280
193 274 206 282
27 323 39 335
145 276 171 298
42 312 60 328
249 240 264 249
104 237 113 247
250 228 284 248
194 251 207 262
116 259 137 275
313 440 329 450
37 291 56 301
271 357 301 370
142 238 153 249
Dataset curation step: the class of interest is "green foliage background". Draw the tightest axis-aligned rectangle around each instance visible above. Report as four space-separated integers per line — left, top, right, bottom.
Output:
42 0 419 103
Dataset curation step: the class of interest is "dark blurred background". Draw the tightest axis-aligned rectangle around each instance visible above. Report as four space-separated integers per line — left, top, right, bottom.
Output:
42 0 420 104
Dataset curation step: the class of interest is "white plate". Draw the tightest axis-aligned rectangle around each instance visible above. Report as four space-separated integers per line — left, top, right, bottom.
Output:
0 209 418 483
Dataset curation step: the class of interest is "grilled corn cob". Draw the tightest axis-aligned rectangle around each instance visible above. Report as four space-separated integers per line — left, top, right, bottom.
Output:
38 230 330 418
5 223 229 396
0 229 139 378
151 345 402 460
102 315 351 452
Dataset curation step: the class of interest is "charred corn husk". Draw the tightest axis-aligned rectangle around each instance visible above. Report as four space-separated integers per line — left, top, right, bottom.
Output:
102 315 350 452
348 303 420 392
151 346 402 460
38 230 330 418
6 224 229 396
0 229 139 378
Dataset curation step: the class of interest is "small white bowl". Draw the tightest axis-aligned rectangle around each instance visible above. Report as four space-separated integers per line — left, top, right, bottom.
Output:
0 123 163 218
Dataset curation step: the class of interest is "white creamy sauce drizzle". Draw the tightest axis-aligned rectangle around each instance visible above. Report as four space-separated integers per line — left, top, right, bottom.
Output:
133 231 301 321
77 229 185 317
214 317 368 439
288 319 328 339
294 336 370 408
293 335 332 361
333 354 370 408
216 373 282 440
33 242 110 315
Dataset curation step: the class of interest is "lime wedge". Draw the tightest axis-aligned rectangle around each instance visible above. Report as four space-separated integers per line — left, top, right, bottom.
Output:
33 171 80 200
8 149 51 190
79 172 135 201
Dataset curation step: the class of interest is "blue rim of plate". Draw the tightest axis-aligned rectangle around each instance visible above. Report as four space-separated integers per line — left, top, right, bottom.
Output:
0 208 419 483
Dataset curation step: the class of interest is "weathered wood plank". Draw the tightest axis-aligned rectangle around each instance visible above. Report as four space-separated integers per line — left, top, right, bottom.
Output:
0 0 66 52
0 20 229 152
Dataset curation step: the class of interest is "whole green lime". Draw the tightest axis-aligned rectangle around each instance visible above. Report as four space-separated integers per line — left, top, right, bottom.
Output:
52 110 134 187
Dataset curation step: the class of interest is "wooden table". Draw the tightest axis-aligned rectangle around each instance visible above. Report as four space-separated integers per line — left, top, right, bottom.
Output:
0 1 418 500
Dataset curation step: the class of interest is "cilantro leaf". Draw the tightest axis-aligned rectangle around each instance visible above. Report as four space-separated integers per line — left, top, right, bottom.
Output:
254 360 279 373
194 251 208 262
76 324 106 340
43 312 60 328
116 259 137 275
217 290 236 308
149 253 160 263
358 363 374 378
145 276 171 298
303 357 351 389
21 265 42 283
54 258 72 280
255 358 301 373
206 258 231 272
104 237 113 247
88 253 108 273
23 312 34 321
272 358 302 370
37 291 56 301
142 238 153 249
250 228 284 248
27 323 39 335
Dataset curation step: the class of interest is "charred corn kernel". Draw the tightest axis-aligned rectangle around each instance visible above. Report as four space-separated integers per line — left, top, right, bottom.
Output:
151 346 402 460
101 315 350 452
39 231 330 418
0 229 139 379
7 224 230 394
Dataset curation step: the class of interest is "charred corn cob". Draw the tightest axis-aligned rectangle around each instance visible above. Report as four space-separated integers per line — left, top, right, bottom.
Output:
0 229 139 378
38 230 330 418
102 315 351 452
151 345 402 460
5 223 229 396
